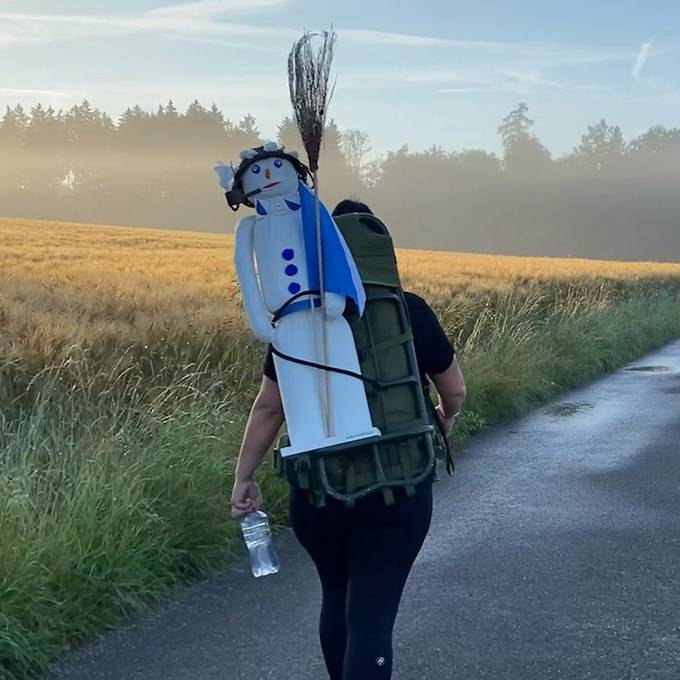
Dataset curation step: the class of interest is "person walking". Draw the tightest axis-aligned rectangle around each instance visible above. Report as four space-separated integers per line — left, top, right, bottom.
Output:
231 200 467 680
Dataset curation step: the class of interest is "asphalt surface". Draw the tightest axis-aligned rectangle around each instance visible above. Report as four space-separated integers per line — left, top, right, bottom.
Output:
49 341 680 680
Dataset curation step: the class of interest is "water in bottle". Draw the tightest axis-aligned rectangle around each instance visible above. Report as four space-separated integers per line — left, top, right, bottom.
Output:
239 510 280 578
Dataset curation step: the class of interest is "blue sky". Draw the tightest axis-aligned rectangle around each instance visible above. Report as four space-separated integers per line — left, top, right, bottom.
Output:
1 0 679 157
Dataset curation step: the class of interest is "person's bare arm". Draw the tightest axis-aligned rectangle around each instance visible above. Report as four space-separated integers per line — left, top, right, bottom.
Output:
430 356 466 434
231 376 284 517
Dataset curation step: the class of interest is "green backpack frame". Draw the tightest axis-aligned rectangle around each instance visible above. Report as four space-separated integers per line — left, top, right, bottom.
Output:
272 213 452 507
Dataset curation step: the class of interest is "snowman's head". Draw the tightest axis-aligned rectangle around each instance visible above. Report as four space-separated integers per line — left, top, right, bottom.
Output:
241 155 298 199
225 141 309 210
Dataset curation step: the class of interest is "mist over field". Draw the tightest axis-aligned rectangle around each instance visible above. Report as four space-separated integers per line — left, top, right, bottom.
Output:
1 100 680 262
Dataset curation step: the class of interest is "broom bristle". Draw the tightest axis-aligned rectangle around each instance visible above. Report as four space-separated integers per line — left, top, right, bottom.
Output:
288 30 337 173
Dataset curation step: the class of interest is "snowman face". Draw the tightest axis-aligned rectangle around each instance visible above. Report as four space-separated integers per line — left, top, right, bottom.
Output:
241 157 299 200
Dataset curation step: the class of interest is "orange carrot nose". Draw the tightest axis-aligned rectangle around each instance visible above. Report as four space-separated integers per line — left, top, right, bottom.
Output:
264 168 271 179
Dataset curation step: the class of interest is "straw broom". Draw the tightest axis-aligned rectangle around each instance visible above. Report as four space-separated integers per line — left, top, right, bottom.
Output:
288 30 337 438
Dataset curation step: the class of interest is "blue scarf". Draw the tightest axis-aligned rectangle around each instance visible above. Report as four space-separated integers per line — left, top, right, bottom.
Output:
298 182 366 315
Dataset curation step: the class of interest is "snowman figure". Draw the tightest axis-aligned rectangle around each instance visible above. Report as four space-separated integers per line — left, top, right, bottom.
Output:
215 142 380 457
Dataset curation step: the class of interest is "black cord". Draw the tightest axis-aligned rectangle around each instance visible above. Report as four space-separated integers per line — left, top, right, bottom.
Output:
270 345 384 390
271 290 383 387
271 289 320 323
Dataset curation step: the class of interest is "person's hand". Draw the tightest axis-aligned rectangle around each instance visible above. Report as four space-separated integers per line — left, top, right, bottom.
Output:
231 478 262 519
435 404 456 436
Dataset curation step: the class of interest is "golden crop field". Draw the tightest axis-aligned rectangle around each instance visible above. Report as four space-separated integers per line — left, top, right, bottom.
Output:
3 216 680 371
2 213 680 416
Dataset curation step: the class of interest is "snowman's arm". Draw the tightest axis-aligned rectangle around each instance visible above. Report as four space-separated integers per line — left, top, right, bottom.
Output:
324 291 346 318
234 216 274 343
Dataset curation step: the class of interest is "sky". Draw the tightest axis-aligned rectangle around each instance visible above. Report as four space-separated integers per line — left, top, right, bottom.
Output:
1 0 679 158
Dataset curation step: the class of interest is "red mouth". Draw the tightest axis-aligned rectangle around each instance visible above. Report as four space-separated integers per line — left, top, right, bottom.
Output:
262 181 281 190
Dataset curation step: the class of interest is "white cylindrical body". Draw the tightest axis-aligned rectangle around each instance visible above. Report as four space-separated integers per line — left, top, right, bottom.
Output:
252 194 378 456
273 311 377 453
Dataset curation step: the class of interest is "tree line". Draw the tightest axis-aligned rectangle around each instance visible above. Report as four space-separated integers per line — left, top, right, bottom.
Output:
1 99 679 260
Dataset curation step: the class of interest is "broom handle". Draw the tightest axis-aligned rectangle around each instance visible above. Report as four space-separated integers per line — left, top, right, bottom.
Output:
313 170 333 438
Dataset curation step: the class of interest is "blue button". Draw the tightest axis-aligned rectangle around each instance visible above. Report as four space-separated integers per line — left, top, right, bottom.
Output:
288 282 301 294
285 264 298 276
282 248 294 260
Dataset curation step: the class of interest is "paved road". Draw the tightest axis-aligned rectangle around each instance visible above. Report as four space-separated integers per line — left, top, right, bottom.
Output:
50 341 680 680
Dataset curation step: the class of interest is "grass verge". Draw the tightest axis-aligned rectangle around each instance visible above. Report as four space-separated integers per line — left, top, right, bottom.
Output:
2 285 680 679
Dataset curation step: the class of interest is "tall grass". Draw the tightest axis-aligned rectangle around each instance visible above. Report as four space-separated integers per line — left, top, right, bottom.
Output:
2 217 680 679
0 346 290 678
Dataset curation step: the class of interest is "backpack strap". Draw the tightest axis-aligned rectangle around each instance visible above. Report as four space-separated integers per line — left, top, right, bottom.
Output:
380 487 396 505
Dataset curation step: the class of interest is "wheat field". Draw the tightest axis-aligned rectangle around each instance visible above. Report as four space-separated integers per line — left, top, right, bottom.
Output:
3 216 680 391
2 216 680 679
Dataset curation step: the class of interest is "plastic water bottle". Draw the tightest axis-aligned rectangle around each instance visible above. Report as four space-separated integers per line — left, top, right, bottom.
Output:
239 510 279 578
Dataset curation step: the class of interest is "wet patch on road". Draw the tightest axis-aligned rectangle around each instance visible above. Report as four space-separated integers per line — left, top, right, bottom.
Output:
660 375 680 395
584 416 680 517
625 365 672 373
545 401 595 417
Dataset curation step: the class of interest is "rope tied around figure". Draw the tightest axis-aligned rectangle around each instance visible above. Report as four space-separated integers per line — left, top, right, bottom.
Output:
270 289 382 389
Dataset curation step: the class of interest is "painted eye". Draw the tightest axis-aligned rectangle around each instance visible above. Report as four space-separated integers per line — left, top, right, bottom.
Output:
274 159 283 168
251 164 261 174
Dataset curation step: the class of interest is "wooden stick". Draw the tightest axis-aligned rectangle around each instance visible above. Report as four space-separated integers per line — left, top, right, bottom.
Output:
287 29 337 440
313 170 332 437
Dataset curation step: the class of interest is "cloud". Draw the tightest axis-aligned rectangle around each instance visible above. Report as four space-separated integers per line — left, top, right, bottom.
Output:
342 63 599 97
339 29 455 48
0 7 503 52
0 15 62 47
436 86 497 94
338 31 634 66
159 32 283 52
343 66 492 86
499 68 568 93
0 12 457 51
0 8 294 49
632 40 652 79
0 6 638 67
0 87 69 97
41 73 288 109
148 0 288 18
0 5 650 114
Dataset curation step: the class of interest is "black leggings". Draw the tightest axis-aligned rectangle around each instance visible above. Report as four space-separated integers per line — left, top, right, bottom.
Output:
290 480 433 680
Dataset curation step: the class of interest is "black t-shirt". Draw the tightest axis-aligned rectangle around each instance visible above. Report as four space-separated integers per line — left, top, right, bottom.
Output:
262 291 455 385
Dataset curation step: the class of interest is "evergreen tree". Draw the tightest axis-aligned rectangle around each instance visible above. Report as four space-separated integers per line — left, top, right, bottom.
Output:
233 113 261 148
0 105 27 149
24 104 67 151
179 100 230 148
65 100 115 149
25 105 69 189
276 116 302 151
0 105 30 194
117 105 152 147
497 102 551 172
